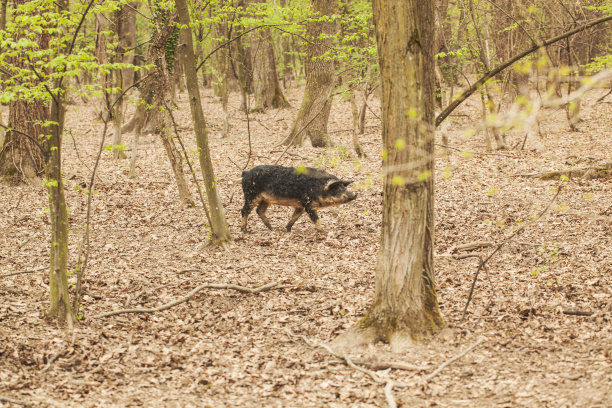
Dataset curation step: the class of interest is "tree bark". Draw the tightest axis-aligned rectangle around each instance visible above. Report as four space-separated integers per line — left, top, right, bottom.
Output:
248 0 289 112
334 0 444 350
45 92 74 327
176 0 232 246
0 101 48 182
281 0 337 147
0 1 49 183
128 11 193 205
0 0 8 31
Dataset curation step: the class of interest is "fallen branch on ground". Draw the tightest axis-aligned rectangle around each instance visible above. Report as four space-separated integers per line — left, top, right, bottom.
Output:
94 282 281 319
563 308 594 317
450 241 493 253
1 267 45 278
461 187 562 321
0 395 29 406
285 328 404 408
286 329 485 408
436 144 518 158
422 338 485 383
515 163 612 180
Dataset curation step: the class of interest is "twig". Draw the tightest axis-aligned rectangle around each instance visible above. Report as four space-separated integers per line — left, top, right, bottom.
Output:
435 143 518 158
196 20 308 73
450 241 493 253
0 395 29 406
1 267 45 278
285 328 406 408
423 338 485 383
176 269 200 275
95 281 280 318
461 186 562 320
274 102 329 164
269 150 310 160
74 73 155 315
163 99 214 229
563 308 594 316
594 88 612 104
351 359 429 372
5 192 23 213
436 15 612 127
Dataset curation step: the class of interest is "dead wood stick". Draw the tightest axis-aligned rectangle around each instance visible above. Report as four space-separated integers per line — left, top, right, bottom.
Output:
94 282 280 319
352 359 429 372
285 328 406 408
269 150 309 160
0 395 29 406
435 143 518 158
451 241 493 253
563 308 594 316
513 162 612 180
423 338 485 383
1 267 45 278
461 186 562 321
5 192 23 213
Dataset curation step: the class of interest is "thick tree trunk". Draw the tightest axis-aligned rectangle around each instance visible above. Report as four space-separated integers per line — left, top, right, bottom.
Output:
0 101 48 183
128 15 193 205
248 0 289 112
0 0 8 31
0 1 49 183
250 27 290 111
281 0 337 147
334 0 444 350
176 0 232 246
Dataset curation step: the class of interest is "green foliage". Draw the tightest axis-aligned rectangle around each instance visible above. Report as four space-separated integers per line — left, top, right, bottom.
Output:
0 0 145 108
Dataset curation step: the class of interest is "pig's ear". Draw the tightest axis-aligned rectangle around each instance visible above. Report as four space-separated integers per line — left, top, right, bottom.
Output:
325 179 344 190
342 180 353 186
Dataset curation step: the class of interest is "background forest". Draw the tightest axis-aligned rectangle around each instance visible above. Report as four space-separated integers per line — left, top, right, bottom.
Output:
0 0 611 406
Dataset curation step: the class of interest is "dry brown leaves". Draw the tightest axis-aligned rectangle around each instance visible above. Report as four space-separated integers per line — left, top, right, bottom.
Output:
0 85 610 407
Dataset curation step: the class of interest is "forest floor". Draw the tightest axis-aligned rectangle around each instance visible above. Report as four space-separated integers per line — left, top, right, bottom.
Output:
1 83 611 407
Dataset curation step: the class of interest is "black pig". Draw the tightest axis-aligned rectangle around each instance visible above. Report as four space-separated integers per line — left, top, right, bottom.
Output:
241 165 357 232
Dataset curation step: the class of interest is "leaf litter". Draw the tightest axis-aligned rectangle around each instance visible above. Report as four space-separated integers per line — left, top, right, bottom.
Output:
0 86 610 407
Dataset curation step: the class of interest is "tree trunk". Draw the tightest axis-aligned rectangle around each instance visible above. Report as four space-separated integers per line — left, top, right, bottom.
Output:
281 0 337 147
45 93 74 327
334 0 444 350
350 92 365 158
0 0 8 31
120 3 137 90
176 0 232 247
0 1 49 184
129 13 193 205
249 0 289 112
111 6 130 160
0 101 48 183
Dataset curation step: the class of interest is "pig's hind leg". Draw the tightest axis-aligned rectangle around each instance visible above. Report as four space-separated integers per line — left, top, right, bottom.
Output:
256 201 273 230
285 207 305 232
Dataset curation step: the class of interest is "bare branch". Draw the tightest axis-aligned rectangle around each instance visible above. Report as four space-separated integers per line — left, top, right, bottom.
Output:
95 282 281 319
462 186 562 320
423 338 485 382
436 15 612 127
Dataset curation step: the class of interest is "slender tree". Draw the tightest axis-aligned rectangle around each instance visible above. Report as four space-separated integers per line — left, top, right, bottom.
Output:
335 0 444 350
176 0 232 247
